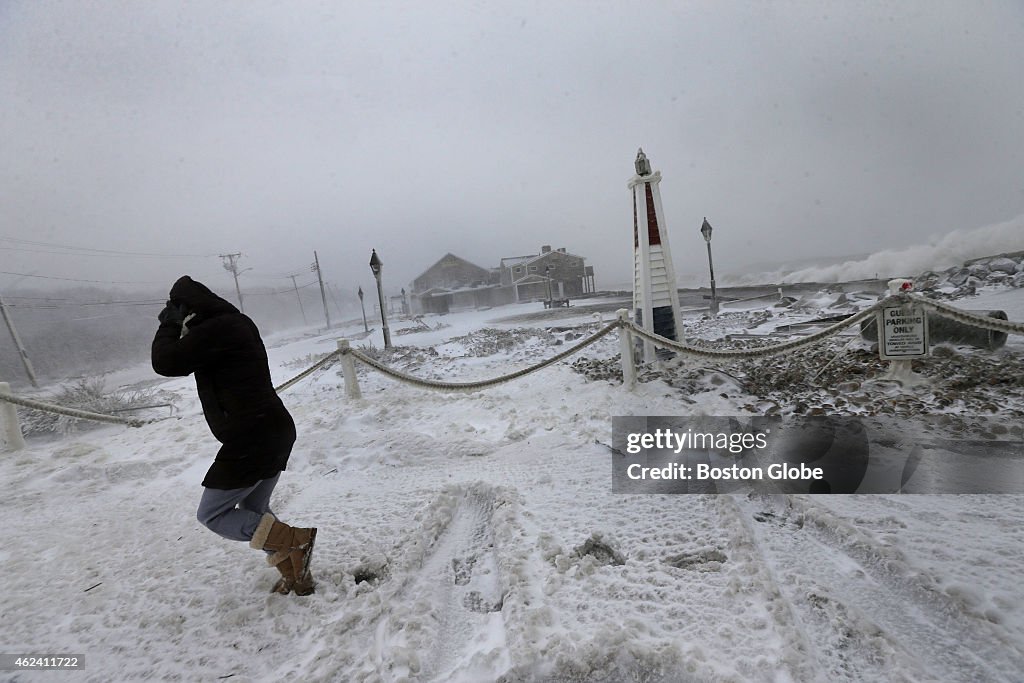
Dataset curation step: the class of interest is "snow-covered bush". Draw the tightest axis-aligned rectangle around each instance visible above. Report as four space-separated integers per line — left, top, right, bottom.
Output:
19 379 159 436
281 352 333 369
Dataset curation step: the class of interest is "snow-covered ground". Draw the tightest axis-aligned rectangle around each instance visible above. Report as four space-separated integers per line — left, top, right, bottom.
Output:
3 286 1024 682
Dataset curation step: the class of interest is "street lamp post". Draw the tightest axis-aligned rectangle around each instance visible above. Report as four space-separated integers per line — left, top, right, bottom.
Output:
545 265 553 304
357 286 368 333
700 217 719 317
369 249 392 349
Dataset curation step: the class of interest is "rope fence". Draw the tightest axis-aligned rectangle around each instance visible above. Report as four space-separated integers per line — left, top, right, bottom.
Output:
2 291 1022 450
273 351 342 393
346 320 621 392
0 390 154 428
908 295 1024 336
626 300 889 361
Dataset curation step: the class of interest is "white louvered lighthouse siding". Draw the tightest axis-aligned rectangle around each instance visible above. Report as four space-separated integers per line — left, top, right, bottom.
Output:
629 149 683 362
643 245 675 306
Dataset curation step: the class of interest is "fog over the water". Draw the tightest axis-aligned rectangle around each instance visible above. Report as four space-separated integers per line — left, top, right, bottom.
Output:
3 1 1023 300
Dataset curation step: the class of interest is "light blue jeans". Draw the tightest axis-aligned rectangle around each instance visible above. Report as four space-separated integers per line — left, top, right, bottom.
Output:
196 474 280 542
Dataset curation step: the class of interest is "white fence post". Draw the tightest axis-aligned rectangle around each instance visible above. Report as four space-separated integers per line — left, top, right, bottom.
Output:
0 382 26 452
617 309 636 389
337 340 362 399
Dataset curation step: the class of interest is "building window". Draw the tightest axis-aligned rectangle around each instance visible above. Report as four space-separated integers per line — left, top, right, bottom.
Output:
529 266 538 272
514 267 522 274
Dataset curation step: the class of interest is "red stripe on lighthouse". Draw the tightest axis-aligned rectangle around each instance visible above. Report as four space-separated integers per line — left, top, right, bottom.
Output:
632 190 639 249
644 183 661 246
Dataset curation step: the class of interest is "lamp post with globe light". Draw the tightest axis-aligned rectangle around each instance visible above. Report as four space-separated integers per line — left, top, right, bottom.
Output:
357 286 368 333
369 249 392 349
700 218 719 317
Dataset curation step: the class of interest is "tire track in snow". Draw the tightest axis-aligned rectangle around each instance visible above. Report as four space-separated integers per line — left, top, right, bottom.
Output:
371 483 508 682
787 495 1024 671
713 495 824 682
735 494 1024 682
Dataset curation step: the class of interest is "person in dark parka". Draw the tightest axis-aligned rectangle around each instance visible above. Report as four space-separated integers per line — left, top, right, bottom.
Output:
152 276 317 595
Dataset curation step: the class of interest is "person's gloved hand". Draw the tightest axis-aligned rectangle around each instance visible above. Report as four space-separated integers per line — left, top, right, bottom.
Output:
158 300 185 327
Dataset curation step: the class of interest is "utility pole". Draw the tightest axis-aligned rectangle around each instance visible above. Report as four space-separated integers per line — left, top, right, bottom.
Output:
357 286 368 332
326 283 344 317
287 274 308 325
0 292 39 388
220 252 245 313
311 251 331 329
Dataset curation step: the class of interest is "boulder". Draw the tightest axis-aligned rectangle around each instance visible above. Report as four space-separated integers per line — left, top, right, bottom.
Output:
915 272 940 290
968 263 991 279
988 257 1018 274
956 282 977 297
947 267 971 286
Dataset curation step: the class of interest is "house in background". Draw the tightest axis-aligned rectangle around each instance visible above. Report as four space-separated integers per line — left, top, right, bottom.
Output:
499 245 592 302
409 246 595 314
409 253 508 314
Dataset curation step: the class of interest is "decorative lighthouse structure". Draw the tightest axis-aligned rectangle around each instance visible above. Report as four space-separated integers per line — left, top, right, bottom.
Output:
629 148 683 362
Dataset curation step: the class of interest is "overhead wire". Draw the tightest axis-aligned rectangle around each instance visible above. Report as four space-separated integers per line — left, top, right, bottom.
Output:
0 270 173 285
0 235 220 259
245 281 320 296
6 299 165 309
0 233 226 288
1 235 331 316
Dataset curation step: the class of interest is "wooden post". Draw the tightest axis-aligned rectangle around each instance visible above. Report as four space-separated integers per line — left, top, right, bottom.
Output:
337 340 361 399
0 382 25 452
314 251 331 329
0 292 39 388
617 309 636 389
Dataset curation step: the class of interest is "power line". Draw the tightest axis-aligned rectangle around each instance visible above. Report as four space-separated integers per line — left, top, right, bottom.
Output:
0 245 212 259
0 235 220 259
288 273 308 325
246 270 320 281
5 295 76 301
246 281 318 296
7 299 164 309
0 270 173 285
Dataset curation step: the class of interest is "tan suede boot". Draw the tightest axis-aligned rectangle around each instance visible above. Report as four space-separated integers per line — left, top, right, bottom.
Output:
250 513 316 553
288 548 317 596
267 547 316 595
270 553 295 594
251 513 317 595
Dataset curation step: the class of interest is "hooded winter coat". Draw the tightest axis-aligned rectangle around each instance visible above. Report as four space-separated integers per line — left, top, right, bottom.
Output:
151 276 295 489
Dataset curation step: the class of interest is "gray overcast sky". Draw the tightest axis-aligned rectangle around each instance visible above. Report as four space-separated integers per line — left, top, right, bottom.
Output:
3 0 1023 297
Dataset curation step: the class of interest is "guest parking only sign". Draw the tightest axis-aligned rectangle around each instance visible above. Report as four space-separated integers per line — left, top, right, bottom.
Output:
878 305 929 360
